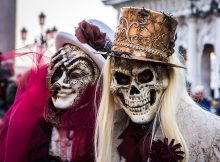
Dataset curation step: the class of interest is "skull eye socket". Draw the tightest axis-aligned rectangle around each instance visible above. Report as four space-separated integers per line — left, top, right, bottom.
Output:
138 69 154 83
114 72 131 85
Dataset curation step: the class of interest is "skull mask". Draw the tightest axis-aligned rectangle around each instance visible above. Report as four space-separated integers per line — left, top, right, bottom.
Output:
110 57 169 124
47 44 100 109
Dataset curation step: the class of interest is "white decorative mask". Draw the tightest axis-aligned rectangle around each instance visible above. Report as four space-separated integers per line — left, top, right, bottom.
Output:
110 57 168 124
47 44 99 109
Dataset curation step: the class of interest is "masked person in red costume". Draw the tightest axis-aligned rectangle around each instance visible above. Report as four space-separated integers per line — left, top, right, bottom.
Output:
0 19 113 162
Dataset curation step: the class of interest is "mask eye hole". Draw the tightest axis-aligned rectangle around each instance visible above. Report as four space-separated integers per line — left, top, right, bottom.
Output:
69 72 84 79
51 67 63 84
114 72 131 85
137 69 154 83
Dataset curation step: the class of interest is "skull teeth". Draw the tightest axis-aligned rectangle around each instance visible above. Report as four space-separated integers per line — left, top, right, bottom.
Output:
129 104 148 113
124 90 157 114
125 96 149 108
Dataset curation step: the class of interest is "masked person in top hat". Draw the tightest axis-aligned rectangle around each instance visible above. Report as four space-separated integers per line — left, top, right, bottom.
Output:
94 7 220 162
0 19 113 162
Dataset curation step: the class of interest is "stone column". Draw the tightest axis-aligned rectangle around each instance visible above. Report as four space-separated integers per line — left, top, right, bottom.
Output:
0 0 16 52
187 18 199 89
214 17 220 98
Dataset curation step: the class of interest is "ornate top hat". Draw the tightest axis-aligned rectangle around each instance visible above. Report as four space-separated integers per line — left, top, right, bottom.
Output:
110 7 183 68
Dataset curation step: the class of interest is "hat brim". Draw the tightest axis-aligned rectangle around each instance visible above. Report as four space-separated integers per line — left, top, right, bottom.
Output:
55 32 105 70
95 51 185 69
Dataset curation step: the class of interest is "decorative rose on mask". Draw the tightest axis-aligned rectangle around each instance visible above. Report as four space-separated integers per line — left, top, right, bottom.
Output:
75 20 106 51
149 138 184 162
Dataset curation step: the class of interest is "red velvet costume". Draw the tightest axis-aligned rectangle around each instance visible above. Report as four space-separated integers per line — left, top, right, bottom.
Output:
0 64 99 162
0 19 113 162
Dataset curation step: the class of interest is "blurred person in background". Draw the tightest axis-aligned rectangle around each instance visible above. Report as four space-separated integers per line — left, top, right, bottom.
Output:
213 98 220 116
178 46 192 96
5 76 17 109
211 99 219 114
192 85 211 111
0 52 17 119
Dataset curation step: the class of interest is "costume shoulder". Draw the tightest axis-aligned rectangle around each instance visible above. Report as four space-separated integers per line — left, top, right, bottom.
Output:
177 100 220 162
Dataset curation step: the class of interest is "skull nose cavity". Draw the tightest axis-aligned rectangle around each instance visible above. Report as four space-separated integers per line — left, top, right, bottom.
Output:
130 85 140 95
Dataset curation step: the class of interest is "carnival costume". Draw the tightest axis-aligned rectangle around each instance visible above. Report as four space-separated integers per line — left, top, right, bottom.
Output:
0 19 113 162
95 7 220 162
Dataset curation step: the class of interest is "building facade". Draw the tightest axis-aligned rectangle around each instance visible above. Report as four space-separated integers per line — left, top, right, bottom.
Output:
0 0 16 53
103 0 220 98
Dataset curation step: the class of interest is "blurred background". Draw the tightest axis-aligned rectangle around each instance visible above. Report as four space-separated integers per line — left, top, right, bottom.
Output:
1 0 220 118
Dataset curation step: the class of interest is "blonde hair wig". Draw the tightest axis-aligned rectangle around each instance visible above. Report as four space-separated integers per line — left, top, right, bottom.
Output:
95 53 194 162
